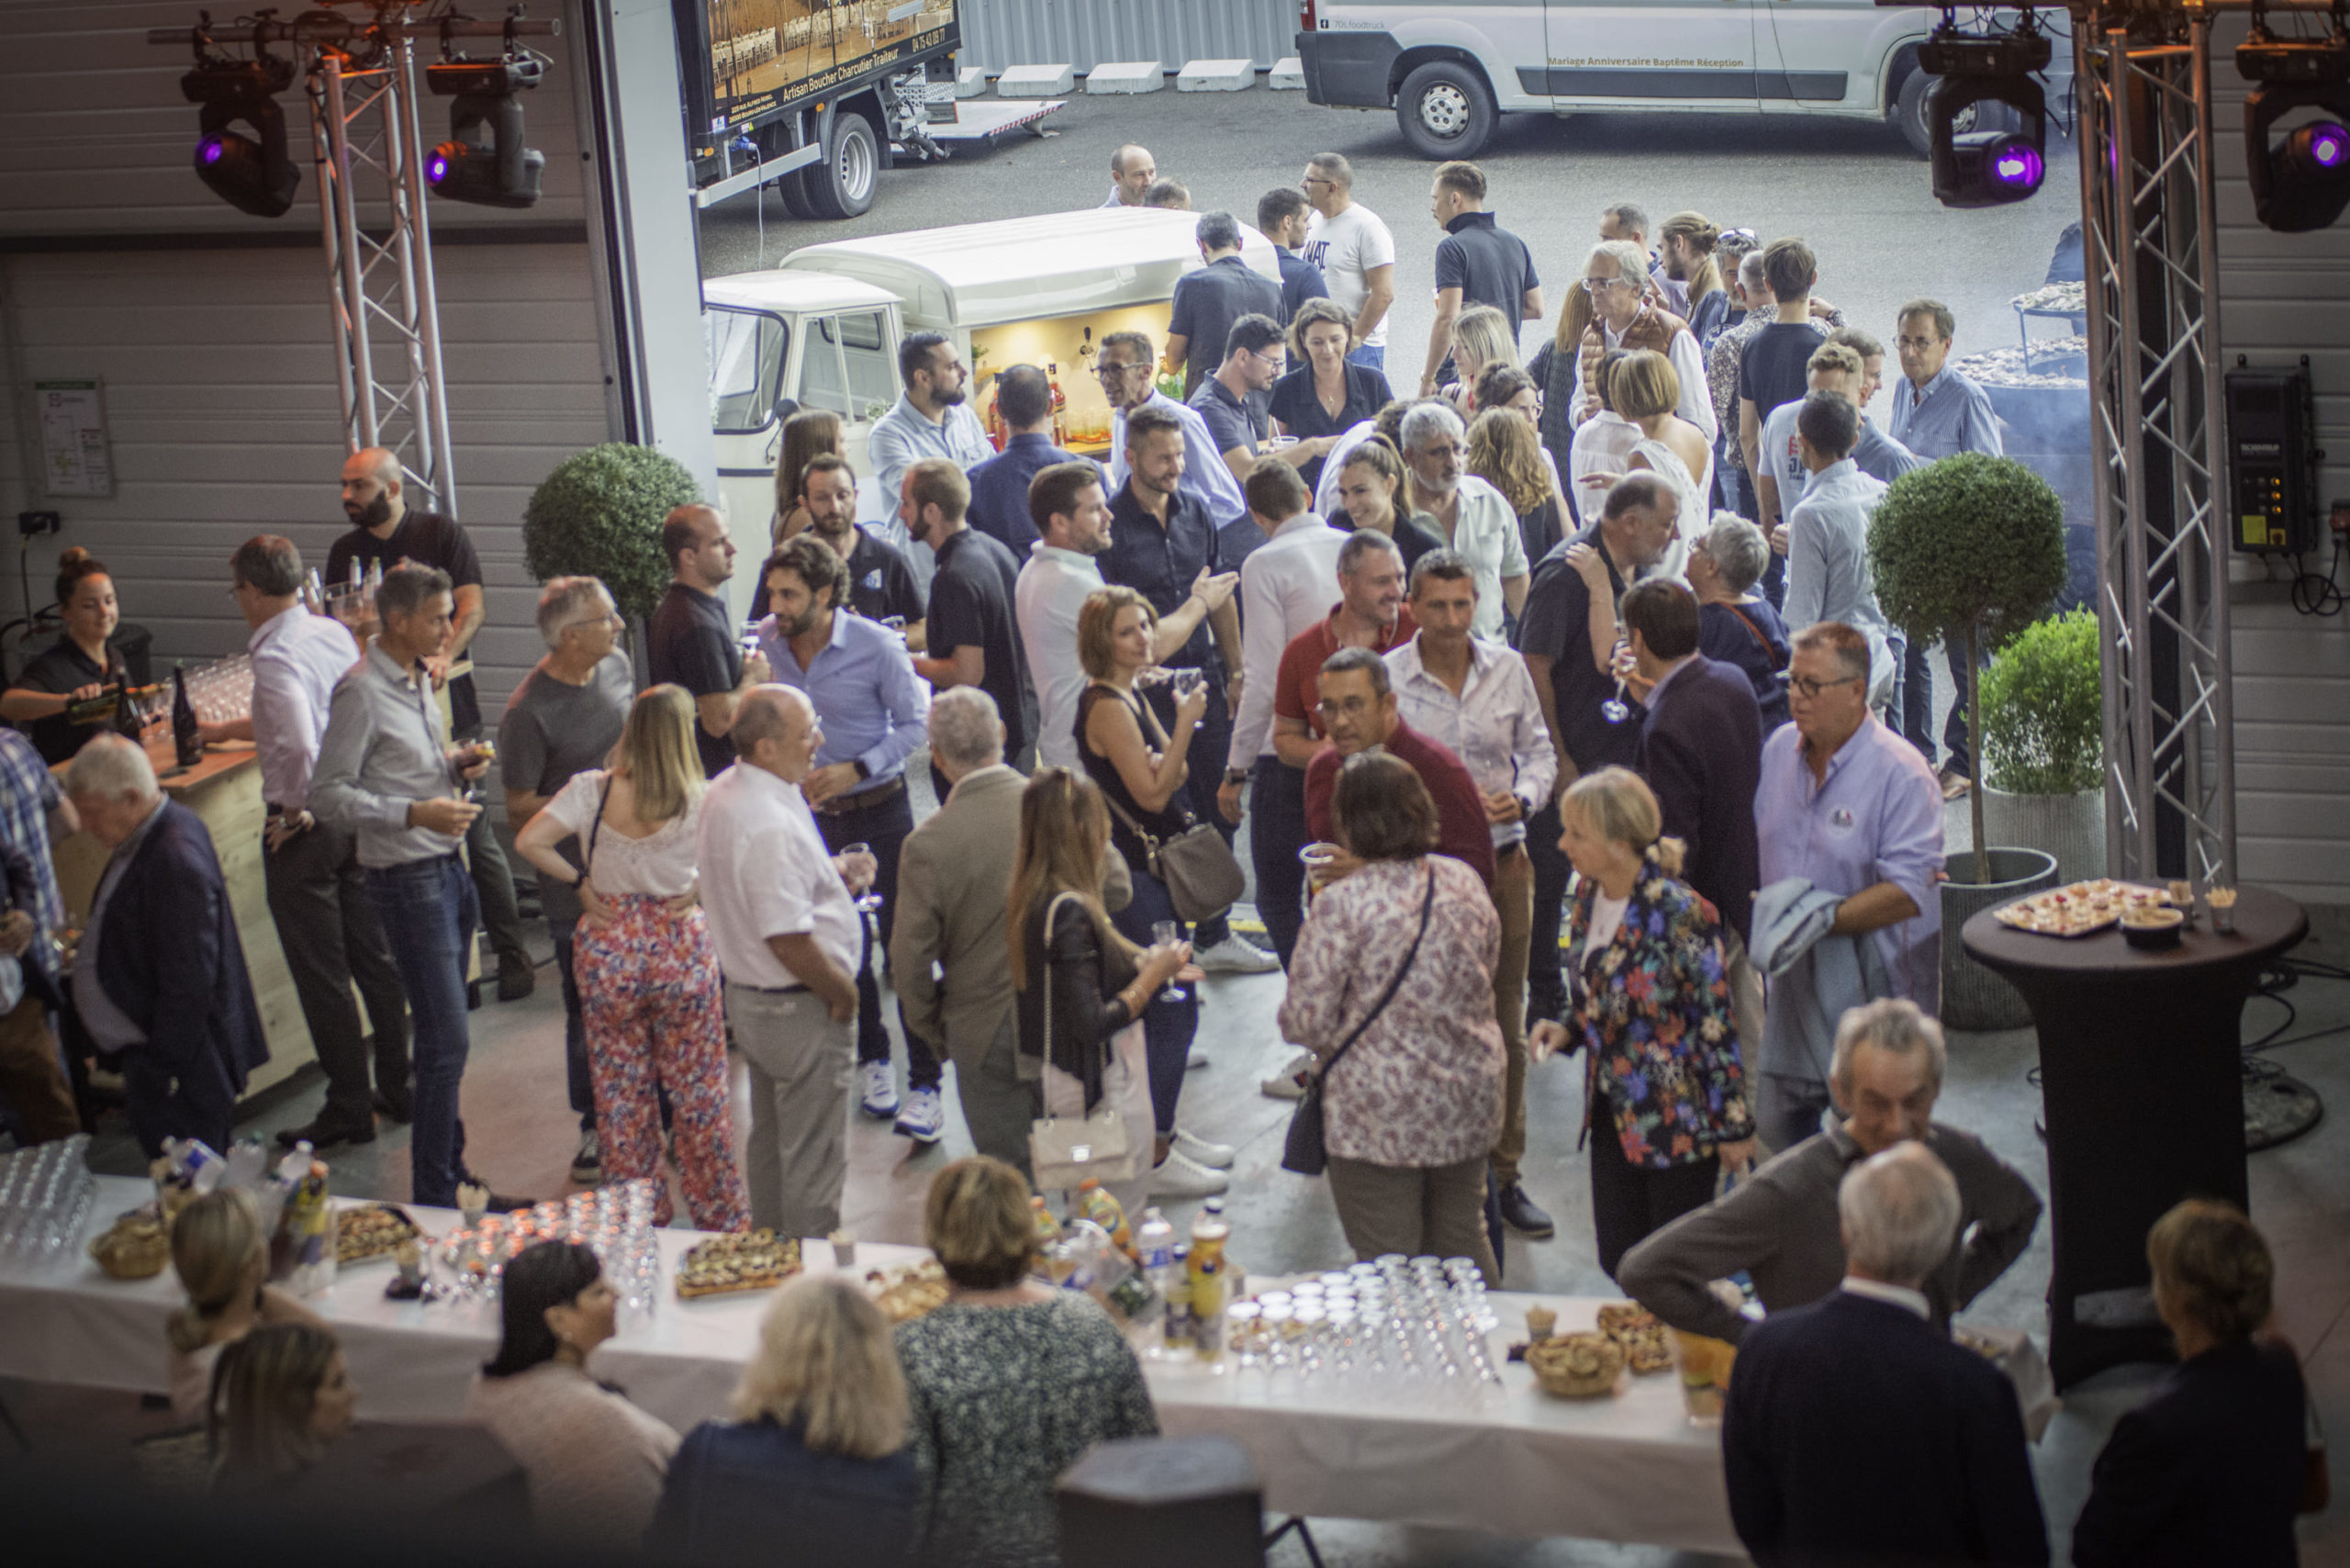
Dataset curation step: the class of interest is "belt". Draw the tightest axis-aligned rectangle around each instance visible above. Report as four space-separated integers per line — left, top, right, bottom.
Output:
729 980 808 995
813 776 906 816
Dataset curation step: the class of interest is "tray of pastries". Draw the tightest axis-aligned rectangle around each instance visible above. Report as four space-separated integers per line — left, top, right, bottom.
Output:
335 1203 420 1267
865 1258 949 1322
1991 879 2170 938
1528 1331 1627 1398
1596 1302 1674 1373
676 1230 802 1300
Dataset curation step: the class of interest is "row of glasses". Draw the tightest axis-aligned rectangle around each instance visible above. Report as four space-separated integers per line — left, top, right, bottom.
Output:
432 1179 664 1321
1225 1257 1504 1406
184 655 255 726
0 1134 95 1260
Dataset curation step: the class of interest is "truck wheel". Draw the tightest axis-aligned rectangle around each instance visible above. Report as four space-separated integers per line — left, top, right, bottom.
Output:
777 167 821 220
1395 62 1496 160
806 112 878 219
1894 64 1987 160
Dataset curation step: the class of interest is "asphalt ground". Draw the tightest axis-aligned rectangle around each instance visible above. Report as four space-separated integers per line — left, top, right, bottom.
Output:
696 75 2087 396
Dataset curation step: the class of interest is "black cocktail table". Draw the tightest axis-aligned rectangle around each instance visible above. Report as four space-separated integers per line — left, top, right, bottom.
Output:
1962 886 2306 1388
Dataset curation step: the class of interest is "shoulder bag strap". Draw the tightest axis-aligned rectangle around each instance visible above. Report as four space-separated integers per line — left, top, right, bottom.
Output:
1314 866 1438 1084
1088 688 1191 848
583 777 612 879
1724 602 1780 663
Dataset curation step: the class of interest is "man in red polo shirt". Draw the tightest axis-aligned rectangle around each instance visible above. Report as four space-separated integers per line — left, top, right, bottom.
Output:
1304 646 1495 889
1270 529 1416 766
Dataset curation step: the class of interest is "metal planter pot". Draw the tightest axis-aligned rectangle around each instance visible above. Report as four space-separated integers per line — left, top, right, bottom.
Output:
1979 785 2106 885
1940 847 2060 1031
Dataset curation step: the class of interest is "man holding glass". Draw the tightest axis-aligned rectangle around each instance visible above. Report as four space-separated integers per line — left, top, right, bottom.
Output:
1386 550 1559 1239
755 533 935 1141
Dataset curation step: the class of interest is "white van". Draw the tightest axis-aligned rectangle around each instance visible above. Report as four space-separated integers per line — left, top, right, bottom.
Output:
1293 0 2067 159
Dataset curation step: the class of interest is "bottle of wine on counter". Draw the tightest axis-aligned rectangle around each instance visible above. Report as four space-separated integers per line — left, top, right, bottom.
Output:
172 662 202 767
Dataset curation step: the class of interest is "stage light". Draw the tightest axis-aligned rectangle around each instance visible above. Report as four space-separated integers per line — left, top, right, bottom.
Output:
424 53 545 209
2240 18 2350 232
181 52 299 218
1917 21 2053 210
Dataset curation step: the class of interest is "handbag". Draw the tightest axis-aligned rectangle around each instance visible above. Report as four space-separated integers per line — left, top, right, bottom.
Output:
1029 893 1143 1189
1281 866 1437 1177
1092 692 1246 924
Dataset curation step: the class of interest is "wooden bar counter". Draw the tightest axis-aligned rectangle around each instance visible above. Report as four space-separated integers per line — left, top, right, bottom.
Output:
50 734 317 1100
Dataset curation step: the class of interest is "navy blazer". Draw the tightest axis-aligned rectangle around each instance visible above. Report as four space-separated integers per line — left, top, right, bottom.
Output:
2072 1338 2306 1568
650 1416 918 1568
1723 1290 2051 1567
91 799 268 1150
1639 653 1763 945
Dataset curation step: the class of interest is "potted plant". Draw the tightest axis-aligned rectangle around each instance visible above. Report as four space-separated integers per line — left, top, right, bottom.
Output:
522 443 706 631
1869 453 2069 1030
1978 608 2105 883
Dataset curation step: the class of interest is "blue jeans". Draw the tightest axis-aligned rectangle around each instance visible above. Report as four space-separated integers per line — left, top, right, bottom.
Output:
1899 637 1938 763
1347 344 1384 374
364 854 477 1206
1248 763 1310 969
1107 851 1198 1137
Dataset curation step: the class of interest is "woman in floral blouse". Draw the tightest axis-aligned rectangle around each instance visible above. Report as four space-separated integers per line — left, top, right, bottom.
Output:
1279 752 1505 1283
1532 766 1756 1279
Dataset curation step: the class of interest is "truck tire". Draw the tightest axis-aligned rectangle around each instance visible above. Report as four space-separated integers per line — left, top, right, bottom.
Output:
806 111 879 219
778 167 821 220
1395 62 1496 160
1894 62 1994 160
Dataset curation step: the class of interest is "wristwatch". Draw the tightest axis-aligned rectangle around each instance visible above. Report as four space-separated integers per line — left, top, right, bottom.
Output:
1224 767 1250 786
852 758 871 781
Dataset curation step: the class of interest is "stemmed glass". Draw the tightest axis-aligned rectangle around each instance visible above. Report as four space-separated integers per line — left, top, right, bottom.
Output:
839 843 885 913
1150 919 1187 1004
1601 636 1632 724
1169 668 1205 703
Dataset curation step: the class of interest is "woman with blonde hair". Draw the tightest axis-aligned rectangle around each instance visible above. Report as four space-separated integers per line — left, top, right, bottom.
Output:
1468 406 1564 568
652 1274 918 1565
163 1187 326 1425
1569 349 1713 588
210 1322 358 1493
893 1157 1158 1568
1532 766 1753 1278
516 684 749 1229
772 407 845 544
1447 304 1520 412
1072 587 1224 1196
1270 297 1393 495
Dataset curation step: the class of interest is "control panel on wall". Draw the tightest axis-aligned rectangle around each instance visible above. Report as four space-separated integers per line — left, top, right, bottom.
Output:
2225 357 2320 555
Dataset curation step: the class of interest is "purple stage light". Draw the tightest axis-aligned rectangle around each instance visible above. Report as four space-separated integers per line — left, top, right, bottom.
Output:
199 137 227 166
426 152 451 185
2309 121 2350 170
1991 141 2044 190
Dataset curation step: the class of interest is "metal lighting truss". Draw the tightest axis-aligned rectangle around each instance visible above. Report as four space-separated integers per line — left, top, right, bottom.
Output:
2076 0 2236 883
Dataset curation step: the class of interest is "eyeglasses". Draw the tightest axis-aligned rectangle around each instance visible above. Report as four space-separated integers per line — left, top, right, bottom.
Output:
1580 276 1631 293
1301 176 1334 189
1314 695 1377 720
565 611 624 635
1096 361 1146 380
1785 673 1864 700
1894 335 1943 351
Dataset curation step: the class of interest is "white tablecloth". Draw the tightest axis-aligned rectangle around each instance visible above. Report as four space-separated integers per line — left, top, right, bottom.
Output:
4 1177 1740 1552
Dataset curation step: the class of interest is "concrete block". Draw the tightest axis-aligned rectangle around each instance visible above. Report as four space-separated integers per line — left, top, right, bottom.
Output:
1176 58 1254 93
1086 61 1165 95
1269 56 1305 90
997 62 1075 97
956 66 988 99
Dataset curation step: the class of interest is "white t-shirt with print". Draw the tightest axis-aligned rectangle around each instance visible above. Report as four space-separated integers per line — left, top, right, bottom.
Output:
1303 202 1397 349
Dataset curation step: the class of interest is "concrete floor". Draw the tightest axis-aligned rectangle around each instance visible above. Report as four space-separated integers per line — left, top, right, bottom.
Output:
22 752 2350 1564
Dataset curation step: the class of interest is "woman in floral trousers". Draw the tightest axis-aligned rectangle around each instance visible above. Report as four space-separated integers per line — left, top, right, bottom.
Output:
1533 766 1755 1279
517 685 750 1231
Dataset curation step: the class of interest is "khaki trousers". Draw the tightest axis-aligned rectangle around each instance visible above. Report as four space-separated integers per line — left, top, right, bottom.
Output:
1327 1152 1502 1284
1487 846 1535 1184
726 982 855 1239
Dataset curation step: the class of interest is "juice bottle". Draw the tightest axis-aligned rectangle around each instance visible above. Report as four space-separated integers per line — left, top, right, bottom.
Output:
1188 1197 1229 1364
1029 1194 1064 1249
1160 1243 1193 1356
1075 1179 1130 1251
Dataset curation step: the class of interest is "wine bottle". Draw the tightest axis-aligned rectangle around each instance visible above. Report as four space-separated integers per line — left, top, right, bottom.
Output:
172 663 203 767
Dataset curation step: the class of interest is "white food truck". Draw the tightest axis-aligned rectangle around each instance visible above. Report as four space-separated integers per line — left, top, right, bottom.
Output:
703 206 1281 582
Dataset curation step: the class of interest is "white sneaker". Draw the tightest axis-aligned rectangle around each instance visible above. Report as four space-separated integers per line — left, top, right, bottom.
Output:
568 1129 601 1184
1260 1050 1314 1100
1187 1042 1210 1070
893 1086 944 1143
1149 1148 1230 1198
1192 934 1281 974
858 1060 900 1119
1172 1126 1235 1168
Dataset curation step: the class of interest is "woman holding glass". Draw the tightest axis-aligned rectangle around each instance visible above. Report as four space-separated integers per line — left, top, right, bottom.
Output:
1071 587 1224 1198
1531 767 1754 1279
1269 298 1393 497
6 549 146 764
514 685 750 1231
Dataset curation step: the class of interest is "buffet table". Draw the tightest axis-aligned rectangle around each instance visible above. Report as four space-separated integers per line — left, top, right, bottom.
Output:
1 1176 1741 1554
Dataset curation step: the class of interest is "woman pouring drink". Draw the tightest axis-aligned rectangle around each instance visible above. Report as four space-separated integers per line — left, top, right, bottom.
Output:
5 549 146 764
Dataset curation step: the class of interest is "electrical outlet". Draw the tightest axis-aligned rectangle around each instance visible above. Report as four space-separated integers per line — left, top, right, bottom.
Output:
2331 498 2350 534
17 510 59 538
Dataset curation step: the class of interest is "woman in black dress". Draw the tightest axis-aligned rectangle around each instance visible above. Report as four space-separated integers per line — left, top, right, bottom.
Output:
1270 298 1393 497
1326 439 1443 576
5 548 144 764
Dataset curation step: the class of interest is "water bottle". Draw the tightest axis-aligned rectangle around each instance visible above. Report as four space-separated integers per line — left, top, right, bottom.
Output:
1136 1205 1176 1295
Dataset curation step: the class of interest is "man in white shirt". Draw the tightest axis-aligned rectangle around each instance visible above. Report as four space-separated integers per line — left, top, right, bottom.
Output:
1400 401 1528 637
1300 152 1397 374
697 685 874 1239
1569 353 1644 528
1781 393 1898 710
1386 551 1559 1238
206 535 406 1150
1102 330 1247 526
1015 462 1235 770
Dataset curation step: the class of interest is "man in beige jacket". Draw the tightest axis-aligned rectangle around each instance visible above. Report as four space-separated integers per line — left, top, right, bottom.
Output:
892 689 1130 1175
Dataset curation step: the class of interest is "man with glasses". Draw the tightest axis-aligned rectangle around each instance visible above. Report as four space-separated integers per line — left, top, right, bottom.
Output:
499 576 635 1185
1191 315 1322 488
1101 330 1248 527
1750 622 1944 1152
1398 400 1527 639
1302 646 1494 888
1299 153 1396 373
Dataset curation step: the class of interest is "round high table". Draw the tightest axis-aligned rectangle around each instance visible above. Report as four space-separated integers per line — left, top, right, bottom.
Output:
1962 886 2306 1389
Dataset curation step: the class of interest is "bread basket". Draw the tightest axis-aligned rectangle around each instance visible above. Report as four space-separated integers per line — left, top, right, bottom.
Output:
1526 1331 1626 1398
90 1214 173 1280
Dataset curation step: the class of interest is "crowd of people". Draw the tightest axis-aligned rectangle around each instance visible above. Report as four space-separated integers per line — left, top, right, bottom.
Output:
0 142 2320 1567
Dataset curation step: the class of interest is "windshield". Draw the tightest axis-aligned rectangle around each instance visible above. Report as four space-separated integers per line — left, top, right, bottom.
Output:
707 308 790 433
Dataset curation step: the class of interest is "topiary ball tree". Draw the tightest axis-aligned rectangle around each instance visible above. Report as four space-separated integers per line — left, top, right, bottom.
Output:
522 443 703 623
1867 452 2067 882
1980 608 2102 797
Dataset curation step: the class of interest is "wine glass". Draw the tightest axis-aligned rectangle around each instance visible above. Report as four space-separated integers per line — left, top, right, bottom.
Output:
1601 637 1632 724
839 843 884 913
1170 668 1205 702
1151 919 1187 1003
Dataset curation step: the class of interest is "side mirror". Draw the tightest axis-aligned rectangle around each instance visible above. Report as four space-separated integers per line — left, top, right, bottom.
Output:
771 395 800 430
